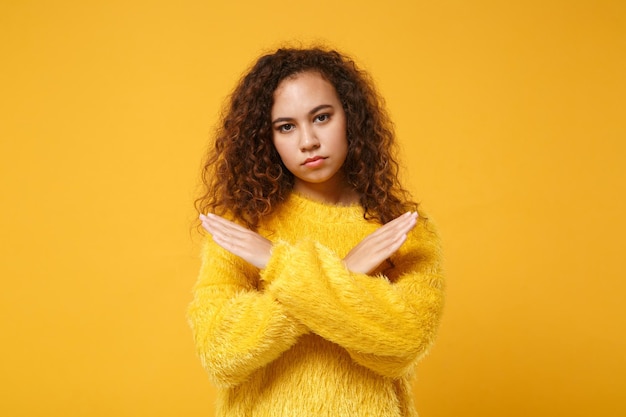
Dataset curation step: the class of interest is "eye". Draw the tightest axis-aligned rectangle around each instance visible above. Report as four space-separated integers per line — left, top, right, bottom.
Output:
277 123 295 133
314 114 330 123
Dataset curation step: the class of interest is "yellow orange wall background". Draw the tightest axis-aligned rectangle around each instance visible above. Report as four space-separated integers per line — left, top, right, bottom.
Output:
1 1 624 416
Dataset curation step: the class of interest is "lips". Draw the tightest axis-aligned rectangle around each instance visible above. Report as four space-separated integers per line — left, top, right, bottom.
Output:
302 156 326 166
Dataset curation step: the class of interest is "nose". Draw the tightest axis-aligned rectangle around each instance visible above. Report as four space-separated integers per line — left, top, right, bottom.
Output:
299 124 320 151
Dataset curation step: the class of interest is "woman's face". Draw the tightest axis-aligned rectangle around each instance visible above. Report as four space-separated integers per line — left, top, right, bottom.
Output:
271 71 351 202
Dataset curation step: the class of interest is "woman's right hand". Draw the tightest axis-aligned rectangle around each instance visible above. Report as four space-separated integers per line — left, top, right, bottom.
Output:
200 213 273 269
343 212 418 275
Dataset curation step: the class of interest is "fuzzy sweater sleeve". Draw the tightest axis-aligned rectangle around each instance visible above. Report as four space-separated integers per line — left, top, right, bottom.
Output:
187 237 308 388
260 218 444 379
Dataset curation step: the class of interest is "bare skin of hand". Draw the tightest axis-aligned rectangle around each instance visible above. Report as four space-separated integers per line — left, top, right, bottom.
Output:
343 211 418 275
200 213 273 269
200 210 417 273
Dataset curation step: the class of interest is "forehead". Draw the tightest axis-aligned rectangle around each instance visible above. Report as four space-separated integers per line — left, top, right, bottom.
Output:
271 71 340 115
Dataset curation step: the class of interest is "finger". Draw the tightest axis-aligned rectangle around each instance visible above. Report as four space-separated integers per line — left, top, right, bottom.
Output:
204 213 249 234
385 232 409 256
201 214 252 241
371 232 409 264
385 212 418 237
377 211 413 231
365 212 417 245
199 215 213 233
201 219 241 248
210 234 252 261
202 214 270 254
366 215 416 254
352 232 409 274
204 220 248 250
372 212 417 236
200 213 242 234
397 212 418 233
391 211 418 229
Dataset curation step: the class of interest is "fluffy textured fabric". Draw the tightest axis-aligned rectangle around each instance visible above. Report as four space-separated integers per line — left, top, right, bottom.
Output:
187 193 445 417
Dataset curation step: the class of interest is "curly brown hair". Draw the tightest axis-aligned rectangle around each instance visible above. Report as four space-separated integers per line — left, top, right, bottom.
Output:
196 47 418 230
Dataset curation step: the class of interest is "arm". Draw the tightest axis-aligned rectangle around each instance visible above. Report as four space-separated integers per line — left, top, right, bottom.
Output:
187 237 308 388
261 218 444 378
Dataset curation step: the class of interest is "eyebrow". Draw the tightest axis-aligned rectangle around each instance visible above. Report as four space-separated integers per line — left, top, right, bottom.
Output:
272 104 333 125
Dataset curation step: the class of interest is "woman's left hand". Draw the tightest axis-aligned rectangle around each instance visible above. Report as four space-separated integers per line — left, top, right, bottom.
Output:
343 211 418 274
200 213 273 269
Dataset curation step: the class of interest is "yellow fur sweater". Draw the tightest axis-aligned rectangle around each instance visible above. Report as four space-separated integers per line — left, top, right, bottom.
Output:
187 193 444 417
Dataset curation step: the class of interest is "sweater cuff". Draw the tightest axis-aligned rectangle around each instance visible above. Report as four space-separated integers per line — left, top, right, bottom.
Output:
260 240 292 286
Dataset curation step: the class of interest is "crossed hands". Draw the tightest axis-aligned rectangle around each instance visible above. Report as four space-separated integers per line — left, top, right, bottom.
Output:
199 211 418 275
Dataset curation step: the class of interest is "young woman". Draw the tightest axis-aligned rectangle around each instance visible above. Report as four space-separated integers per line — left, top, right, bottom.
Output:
188 47 444 417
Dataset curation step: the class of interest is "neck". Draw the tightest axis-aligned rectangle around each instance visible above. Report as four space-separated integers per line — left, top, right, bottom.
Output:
293 178 359 206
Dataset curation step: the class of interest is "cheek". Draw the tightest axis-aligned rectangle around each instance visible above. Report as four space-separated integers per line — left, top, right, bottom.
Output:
335 128 349 155
272 141 292 165
271 136 282 156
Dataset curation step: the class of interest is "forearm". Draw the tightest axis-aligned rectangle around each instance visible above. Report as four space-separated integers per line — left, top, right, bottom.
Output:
188 239 308 387
262 238 444 374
